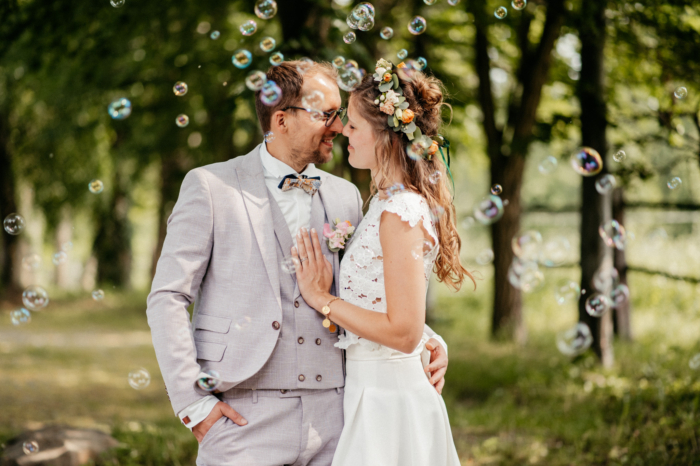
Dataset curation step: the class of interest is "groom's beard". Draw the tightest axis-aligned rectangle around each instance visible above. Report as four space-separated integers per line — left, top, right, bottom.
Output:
290 146 329 167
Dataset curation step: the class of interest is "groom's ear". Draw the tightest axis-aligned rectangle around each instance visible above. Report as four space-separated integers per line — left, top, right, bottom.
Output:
272 110 289 134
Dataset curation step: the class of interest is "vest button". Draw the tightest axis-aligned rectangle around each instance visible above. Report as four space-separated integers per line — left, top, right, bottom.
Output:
316 375 322 382
298 337 304 344
272 321 280 330
298 374 305 382
315 338 321 345
294 301 300 308
280 389 288 394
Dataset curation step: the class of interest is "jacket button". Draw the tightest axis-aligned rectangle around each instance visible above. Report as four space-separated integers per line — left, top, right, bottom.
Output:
272 321 280 330
315 338 321 345
316 375 322 382
298 374 305 382
280 389 288 394
298 337 304 344
294 301 300 308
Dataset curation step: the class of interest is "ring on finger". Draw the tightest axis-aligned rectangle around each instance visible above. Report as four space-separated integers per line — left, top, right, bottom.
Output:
300 257 308 263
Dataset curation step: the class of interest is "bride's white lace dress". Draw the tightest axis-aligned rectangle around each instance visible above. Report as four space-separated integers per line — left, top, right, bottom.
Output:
331 191 461 466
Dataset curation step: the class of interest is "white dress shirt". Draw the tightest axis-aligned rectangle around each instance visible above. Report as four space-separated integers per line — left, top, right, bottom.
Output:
177 143 448 429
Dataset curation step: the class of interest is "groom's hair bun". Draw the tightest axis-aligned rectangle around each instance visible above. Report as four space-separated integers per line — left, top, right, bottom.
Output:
255 61 337 134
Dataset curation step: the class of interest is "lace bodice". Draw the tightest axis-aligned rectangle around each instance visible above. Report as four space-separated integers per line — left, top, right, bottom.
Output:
335 192 439 355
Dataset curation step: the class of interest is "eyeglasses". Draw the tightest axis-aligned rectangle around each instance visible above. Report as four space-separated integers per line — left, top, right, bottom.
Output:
282 106 347 127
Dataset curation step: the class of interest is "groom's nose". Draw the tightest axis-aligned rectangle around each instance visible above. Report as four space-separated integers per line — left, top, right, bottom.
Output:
328 114 344 134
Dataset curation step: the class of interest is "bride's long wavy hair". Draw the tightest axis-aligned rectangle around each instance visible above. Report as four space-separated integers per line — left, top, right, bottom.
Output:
349 69 475 291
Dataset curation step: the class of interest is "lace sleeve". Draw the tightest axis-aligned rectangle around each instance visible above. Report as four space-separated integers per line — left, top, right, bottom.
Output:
382 193 438 244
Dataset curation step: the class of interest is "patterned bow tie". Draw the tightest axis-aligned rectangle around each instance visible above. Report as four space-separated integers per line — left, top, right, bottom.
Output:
278 174 322 196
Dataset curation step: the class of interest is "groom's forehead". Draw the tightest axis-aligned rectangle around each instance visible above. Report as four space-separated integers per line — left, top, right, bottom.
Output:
302 73 342 107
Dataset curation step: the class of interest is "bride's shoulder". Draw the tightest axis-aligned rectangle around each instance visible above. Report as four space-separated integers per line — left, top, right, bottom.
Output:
380 191 431 228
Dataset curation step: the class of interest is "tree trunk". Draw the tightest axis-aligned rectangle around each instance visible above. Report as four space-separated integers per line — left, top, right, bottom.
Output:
0 115 21 302
577 0 614 366
612 187 632 340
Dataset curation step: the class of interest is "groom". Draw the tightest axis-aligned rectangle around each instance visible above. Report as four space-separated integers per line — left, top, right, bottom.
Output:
147 60 450 465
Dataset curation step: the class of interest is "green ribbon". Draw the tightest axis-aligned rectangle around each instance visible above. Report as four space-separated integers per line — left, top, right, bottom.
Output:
437 136 454 191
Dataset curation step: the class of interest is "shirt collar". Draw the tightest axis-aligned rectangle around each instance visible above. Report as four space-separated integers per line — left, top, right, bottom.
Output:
259 142 321 179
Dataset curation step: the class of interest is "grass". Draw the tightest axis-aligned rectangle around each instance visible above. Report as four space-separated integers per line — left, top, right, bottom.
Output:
1 271 699 465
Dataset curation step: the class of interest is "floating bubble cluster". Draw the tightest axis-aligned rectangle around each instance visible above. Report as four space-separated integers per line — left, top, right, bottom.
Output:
667 176 681 190
22 441 39 455
232 49 253 69
240 20 258 36
595 174 616 194
173 81 188 96
89 179 104 194
570 147 603 176
585 293 611 317
380 27 394 40
269 52 284 66
494 6 508 19
92 289 105 301
599 220 626 250
254 0 278 19
260 37 276 52
176 114 190 128
408 16 427 35
264 131 275 142
10 308 31 326
246 71 267 91
260 81 282 105
108 98 132 120
336 64 363 92
23 285 49 310
538 155 557 174
474 195 504 225
3 213 25 235
556 323 593 356
128 368 151 389
197 369 222 392
344 32 356 44
511 0 527 10
347 3 375 31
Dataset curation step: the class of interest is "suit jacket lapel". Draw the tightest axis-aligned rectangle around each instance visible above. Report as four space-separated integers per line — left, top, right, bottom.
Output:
235 149 282 311
316 174 347 296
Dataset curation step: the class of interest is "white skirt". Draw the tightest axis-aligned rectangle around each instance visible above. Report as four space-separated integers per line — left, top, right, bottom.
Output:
331 339 461 466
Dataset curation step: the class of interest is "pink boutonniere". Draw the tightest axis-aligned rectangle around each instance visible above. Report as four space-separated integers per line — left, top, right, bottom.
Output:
323 218 355 253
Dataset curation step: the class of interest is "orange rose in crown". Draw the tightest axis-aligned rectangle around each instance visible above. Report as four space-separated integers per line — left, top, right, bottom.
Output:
323 219 355 252
401 109 414 124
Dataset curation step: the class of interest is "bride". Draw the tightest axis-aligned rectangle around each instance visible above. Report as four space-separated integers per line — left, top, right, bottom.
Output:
291 59 474 465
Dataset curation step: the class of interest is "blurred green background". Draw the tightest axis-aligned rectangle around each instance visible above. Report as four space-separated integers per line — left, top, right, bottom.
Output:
1 0 699 464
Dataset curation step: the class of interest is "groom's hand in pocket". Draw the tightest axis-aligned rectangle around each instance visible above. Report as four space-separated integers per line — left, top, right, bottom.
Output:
192 401 248 443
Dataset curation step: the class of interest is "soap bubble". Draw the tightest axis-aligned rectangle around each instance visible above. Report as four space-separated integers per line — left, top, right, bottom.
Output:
107 98 132 120
110 0 125 8
22 254 41 270
22 441 39 455
10 308 31 326
232 49 252 69
61 241 73 252
296 57 314 74
357 2 375 17
197 369 222 392
448 0 460 4
234 316 252 331
240 20 258 36
508 258 543 292
22 285 49 311
667 177 681 190
430 206 445 223
490 184 502 195
260 37 276 52
541 236 570 267
613 150 626 162
281 257 297 274
407 136 432 160
343 32 356 44
512 230 542 262
570 147 603 176
260 81 282 105
555 281 581 305
674 87 687 99
408 16 427 35
302 90 325 113
494 6 508 19
585 293 611 317
556 323 592 356
333 56 346 68
476 249 494 265
599 220 626 250
210 30 220 40
52 251 67 265
610 283 629 307
415 57 428 70
92 289 105 301
689 354 700 370
386 183 406 197
346 13 360 30
89 179 104 194
352 4 372 20
511 0 526 10
461 216 475 230
593 266 619 292
397 49 408 60
380 27 394 39
3 213 25 235
255 0 278 19
175 114 190 128
474 195 504 225
424 0 437 4
595 174 616 194
428 171 442 184
245 71 267 91
411 238 435 259
173 81 188 96
269 52 284 66
337 64 363 92
538 155 557 174
357 17 375 31
128 368 151 390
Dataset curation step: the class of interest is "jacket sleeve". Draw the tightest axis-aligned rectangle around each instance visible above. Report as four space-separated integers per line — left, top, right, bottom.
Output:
146 168 214 415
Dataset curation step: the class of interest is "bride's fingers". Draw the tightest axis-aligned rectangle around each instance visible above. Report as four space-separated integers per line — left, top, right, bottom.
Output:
428 366 447 386
310 229 325 265
300 229 317 273
296 231 309 265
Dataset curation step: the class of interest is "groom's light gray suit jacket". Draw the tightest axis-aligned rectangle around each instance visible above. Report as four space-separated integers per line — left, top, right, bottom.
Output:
147 145 441 416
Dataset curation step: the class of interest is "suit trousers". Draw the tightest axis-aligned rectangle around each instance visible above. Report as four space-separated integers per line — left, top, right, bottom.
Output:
197 388 344 466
